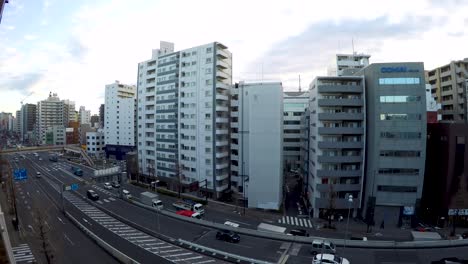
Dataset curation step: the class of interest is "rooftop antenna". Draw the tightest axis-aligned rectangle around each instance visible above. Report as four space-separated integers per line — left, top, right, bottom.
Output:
299 75 301 92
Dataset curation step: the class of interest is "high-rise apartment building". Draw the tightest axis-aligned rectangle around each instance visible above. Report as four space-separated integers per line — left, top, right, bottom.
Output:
137 41 232 198
283 91 309 171
99 104 105 128
0 112 12 131
230 82 283 209
328 53 371 76
86 131 105 158
20 103 36 143
426 58 468 122
79 106 91 125
63 100 77 123
104 81 136 160
14 110 21 134
308 76 366 218
36 93 67 145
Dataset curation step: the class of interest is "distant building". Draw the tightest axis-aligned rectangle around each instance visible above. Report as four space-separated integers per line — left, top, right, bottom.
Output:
79 106 91 125
79 124 95 146
104 81 136 160
327 53 371 76
99 104 104 128
426 84 441 123
63 100 77 123
90 115 99 128
20 103 36 143
426 58 468 122
86 131 105 158
36 93 68 145
230 82 284 210
0 112 12 131
66 121 80 144
45 126 66 145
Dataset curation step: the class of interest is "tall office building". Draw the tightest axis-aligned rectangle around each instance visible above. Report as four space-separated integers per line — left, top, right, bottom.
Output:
36 93 67 145
79 106 91 125
283 91 309 171
20 103 36 143
307 76 366 218
426 58 468 122
358 63 427 227
328 53 371 76
14 110 21 134
104 81 136 160
99 104 105 128
230 82 283 209
137 41 232 198
0 112 12 131
63 100 77 123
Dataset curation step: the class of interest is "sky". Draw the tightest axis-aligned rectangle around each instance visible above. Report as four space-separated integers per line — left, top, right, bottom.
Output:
1 0 468 115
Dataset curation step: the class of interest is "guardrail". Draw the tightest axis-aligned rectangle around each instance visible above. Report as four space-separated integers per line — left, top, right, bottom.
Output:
64 211 139 264
177 239 273 264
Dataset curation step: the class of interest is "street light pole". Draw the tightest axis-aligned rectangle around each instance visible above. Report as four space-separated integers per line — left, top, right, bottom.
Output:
155 180 160 232
344 194 353 248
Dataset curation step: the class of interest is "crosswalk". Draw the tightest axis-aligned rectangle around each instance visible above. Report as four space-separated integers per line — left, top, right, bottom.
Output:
65 192 219 263
278 216 313 228
12 244 35 263
92 185 118 197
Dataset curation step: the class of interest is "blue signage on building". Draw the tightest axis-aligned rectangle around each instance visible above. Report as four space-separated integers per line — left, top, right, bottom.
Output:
381 67 419 73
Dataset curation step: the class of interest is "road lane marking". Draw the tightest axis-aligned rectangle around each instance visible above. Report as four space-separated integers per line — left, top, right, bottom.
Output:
174 256 204 262
191 260 215 264
97 200 103 204
161 250 187 255
224 219 251 226
64 234 75 246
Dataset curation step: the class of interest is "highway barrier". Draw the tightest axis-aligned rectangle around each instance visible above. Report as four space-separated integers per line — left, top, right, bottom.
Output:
177 239 273 264
65 211 139 264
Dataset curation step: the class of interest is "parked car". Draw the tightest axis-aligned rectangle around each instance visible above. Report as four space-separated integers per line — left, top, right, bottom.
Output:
311 239 336 255
87 190 99 201
462 232 468 239
313 254 349 264
104 182 112 190
122 189 132 199
111 181 120 188
216 230 240 243
288 229 309 237
36 172 41 178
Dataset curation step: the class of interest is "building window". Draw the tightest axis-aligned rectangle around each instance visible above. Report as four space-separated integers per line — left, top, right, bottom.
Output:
206 47 212 53
379 96 421 103
378 168 419 175
380 114 422 121
379 150 421 157
377 185 417 193
380 132 421 139
379 78 421 85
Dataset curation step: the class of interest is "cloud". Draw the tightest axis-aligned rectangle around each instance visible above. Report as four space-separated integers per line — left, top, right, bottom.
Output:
67 37 88 61
0 72 44 93
246 15 445 87
23 34 38 40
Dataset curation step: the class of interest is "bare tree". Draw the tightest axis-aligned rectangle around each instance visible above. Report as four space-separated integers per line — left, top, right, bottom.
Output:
33 210 54 264
326 184 337 229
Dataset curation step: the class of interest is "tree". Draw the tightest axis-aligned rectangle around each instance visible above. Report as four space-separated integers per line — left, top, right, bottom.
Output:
326 184 337 229
33 209 54 264
174 162 183 198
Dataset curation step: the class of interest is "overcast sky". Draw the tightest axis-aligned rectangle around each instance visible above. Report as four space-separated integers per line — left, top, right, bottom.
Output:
1 0 467 115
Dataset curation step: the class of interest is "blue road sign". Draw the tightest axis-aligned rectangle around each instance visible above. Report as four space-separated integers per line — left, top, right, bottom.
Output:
13 169 27 181
71 183 79 191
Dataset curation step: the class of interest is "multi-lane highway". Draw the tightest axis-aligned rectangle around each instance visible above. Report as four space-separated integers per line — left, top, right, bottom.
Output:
6 151 468 264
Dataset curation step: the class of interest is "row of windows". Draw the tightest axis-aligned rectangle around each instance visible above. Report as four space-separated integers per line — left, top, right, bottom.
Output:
379 150 421 157
377 185 417 193
380 132 421 139
379 114 422 121
378 168 419 175
379 96 421 103
283 120 301 125
284 147 301 151
379 78 421 85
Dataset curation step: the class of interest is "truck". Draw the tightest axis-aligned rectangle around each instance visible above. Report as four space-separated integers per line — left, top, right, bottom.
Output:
176 210 201 219
257 223 286 234
140 192 163 209
71 166 83 176
172 200 204 215
49 155 58 162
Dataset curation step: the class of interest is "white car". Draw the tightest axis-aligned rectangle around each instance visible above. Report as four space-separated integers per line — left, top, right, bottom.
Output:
224 221 240 228
313 254 350 264
104 182 112 190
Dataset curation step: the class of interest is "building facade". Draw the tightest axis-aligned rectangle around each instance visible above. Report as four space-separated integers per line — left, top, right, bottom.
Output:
20 103 36 144
308 76 366 218
99 104 105 128
137 41 232 198
358 63 427 227
79 106 91 125
104 81 136 160
36 93 66 145
283 91 309 172
45 125 66 145
86 131 105 158
328 53 371 76
427 58 468 122
230 82 284 209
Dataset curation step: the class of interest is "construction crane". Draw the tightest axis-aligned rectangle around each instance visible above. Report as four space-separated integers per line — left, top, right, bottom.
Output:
20 92 34 106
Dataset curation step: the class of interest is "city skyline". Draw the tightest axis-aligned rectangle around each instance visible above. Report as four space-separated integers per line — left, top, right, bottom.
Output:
0 0 467 114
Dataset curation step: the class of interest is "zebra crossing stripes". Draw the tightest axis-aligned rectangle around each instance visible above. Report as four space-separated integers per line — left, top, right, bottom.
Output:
278 216 313 228
92 185 118 197
12 244 35 263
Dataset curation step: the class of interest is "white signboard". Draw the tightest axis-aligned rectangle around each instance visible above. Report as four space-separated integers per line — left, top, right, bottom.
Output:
448 209 468 216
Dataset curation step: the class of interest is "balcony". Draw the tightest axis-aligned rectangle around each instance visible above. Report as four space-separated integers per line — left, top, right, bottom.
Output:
216 183 229 192
318 98 363 107
216 93 229 101
317 169 362 178
216 129 229 135
216 49 229 59
215 140 229 146
231 164 238 171
316 183 361 192
216 163 229 170
216 82 230 90
317 85 363 93
318 141 363 149
216 59 229 69
231 122 238 128
318 127 364 135
231 144 239 150
215 151 229 158
216 105 229 112
317 155 363 163
231 133 239 139
216 173 229 181
318 113 363 121
216 117 229 124
231 154 239 160
216 70 230 80
231 100 239 107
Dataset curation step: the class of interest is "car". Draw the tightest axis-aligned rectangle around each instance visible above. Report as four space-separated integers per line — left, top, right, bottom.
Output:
87 190 99 201
216 230 240 243
313 254 350 264
311 239 336 255
38 157 42 161
104 182 112 190
288 229 309 237
462 232 468 239
122 189 132 199
111 182 120 188
224 221 240 228
431 257 468 264
36 172 41 178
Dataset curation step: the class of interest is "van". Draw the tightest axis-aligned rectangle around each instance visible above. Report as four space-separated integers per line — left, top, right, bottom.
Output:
311 239 336 255
87 190 99 201
122 189 132 199
152 200 163 210
288 229 309 237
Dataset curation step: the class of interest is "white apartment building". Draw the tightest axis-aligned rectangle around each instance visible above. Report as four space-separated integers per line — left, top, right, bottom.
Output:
328 53 371 76
46 125 66 145
137 41 232 198
79 106 91 125
36 93 67 145
230 82 284 210
104 81 136 160
308 76 366 218
63 100 77 123
86 131 105 158
283 91 309 171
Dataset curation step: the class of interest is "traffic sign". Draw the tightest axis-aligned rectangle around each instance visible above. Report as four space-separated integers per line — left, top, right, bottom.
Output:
13 168 27 181
71 183 79 191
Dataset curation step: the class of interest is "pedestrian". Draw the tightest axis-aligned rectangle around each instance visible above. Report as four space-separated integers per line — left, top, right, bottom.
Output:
380 220 385 229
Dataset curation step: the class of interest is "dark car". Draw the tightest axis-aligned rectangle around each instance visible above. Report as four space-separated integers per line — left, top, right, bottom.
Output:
431 257 468 264
111 182 121 188
462 232 468 239
288 229 309 237
87 190 99 201
216 230 240 243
